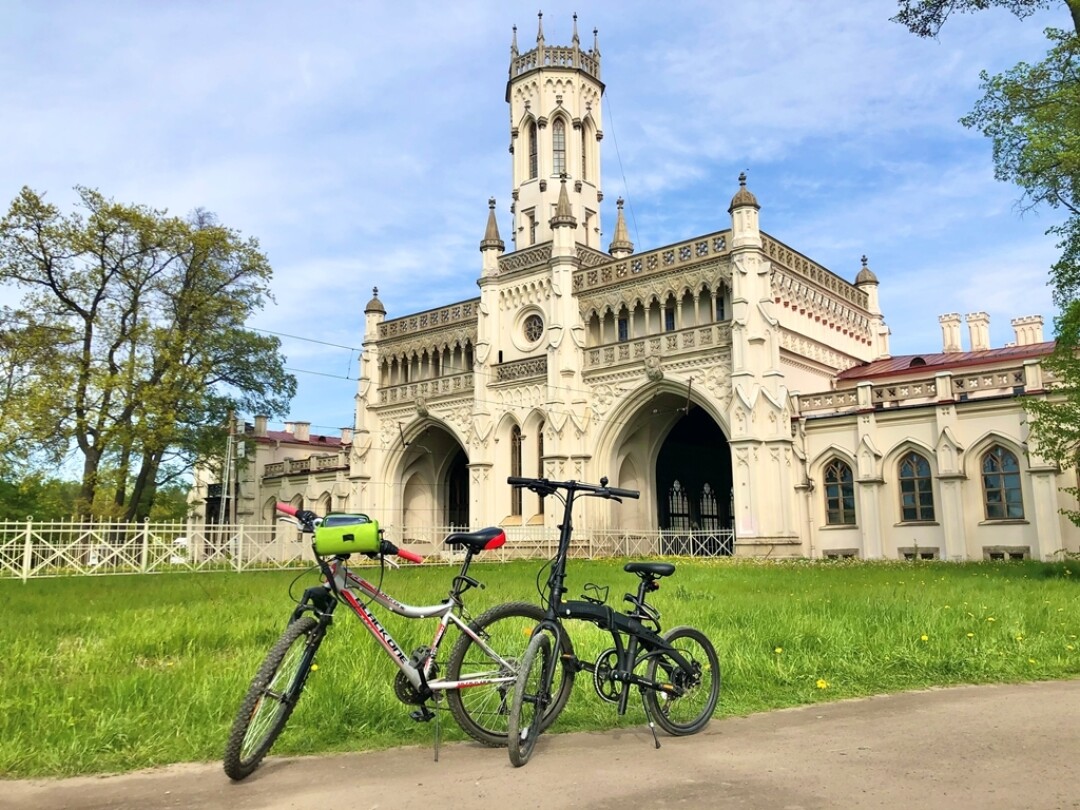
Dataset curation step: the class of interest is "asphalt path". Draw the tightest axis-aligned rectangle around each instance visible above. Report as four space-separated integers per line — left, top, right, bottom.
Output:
4 680 1078 810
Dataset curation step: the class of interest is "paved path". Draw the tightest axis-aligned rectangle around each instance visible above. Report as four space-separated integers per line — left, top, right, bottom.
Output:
4 681 1079 810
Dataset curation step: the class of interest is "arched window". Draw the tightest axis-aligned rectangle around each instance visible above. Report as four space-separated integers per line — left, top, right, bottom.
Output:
982 445 1024 520
824 459 856 525
581 126 588 179
898 451 934 522
528 121 538 179
552 118 566 176
511 425 523 516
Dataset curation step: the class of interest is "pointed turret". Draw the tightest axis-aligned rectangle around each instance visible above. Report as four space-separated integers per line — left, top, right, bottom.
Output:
480 197 504 277
510 24 518 58
550 177 577 229
857 256 890 360
609 197 634 258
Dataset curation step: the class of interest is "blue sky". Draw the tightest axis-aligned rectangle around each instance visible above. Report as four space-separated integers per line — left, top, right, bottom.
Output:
1 1 1070 437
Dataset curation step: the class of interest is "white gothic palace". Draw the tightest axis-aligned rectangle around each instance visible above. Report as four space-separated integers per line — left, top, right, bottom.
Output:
191 17 1080 563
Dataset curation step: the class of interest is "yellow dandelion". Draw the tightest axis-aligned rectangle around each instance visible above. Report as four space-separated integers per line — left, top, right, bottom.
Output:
944 605 951 609
1016 635 1023 642
311 664 319 672
920 634 929 642
986 617 996 622
1067 645 1075 651
816 678 829 689
967 632 975 638
1028 658 1037 664
774 647 783 654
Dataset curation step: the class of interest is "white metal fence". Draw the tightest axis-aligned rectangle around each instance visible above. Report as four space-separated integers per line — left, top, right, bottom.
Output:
0 519 735 581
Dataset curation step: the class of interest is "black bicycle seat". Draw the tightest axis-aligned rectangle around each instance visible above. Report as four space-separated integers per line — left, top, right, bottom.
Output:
624 561 675 578
444 526 507 553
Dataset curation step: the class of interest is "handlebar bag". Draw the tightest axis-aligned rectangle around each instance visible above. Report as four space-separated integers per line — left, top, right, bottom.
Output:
313 514 380 554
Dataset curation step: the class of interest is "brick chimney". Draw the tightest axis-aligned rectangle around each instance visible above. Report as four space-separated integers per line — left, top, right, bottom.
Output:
939 313 962 353
966 312 990 352
1010 315 1045 346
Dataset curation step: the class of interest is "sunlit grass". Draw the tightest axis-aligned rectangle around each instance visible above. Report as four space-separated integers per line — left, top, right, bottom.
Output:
0 556 1076 777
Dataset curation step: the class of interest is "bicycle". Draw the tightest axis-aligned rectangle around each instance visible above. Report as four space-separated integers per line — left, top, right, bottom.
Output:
223 503 574 780
504 476 720 767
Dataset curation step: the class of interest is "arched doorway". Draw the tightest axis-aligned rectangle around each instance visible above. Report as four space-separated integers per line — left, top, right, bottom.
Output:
446 448 469 528
655 406 733 555
398 423 470 540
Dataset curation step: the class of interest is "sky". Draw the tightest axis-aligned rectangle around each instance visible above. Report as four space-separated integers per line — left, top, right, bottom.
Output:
1 0 1072 438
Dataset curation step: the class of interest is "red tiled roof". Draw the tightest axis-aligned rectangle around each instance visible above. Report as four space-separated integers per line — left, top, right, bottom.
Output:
835 341 1056 383
252 430 344 447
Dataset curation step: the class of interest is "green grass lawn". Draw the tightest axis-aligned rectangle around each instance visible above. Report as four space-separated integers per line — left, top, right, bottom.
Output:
1 556 1077 778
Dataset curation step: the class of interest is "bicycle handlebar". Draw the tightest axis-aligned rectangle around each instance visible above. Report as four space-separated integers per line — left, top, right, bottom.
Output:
274 502 424 563
506 476 640 500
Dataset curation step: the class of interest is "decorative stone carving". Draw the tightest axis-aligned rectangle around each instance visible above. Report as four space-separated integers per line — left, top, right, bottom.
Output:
644 354 664 382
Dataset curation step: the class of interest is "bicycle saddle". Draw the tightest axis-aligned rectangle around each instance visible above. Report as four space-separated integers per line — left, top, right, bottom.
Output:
624 562 675 578
444 527 507 553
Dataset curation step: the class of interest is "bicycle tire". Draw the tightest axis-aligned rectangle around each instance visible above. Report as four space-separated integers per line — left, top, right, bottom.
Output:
507 629 556 767
223 616 324 780
446 601 575 747
642 625 719 736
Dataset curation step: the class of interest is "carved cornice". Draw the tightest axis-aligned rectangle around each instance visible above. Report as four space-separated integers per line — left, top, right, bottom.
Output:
573 231 730 294
762 233 868 309
495 355 548 383
378 298 480 339
498 244 553 275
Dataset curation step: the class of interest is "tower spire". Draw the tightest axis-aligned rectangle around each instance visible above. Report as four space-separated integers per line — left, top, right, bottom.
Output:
511 24 518 58
550 177 577 228
536 10 544 43
609 197 634 257
572 13 579 46
480 197 505 252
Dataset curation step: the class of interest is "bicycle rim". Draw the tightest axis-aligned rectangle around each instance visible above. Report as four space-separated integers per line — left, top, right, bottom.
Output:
643 625 720 736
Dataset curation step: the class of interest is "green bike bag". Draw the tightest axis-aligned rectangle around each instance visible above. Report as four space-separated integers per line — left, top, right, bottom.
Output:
313 514 380 555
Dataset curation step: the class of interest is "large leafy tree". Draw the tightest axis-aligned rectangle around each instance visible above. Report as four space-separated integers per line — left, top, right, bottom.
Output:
894 1 1080 518
0 187 296 519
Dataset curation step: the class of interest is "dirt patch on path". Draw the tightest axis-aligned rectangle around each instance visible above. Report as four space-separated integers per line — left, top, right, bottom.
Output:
4 681 1078 810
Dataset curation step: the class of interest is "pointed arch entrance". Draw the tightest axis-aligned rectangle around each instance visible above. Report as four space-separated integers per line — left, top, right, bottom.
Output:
397 423 470 542
655 406 734 555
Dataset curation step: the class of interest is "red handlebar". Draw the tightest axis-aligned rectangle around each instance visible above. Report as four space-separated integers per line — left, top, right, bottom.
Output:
396 547 424 564
275 502 299 516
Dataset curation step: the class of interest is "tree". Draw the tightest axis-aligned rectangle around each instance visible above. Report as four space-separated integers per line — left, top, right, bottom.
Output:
0 187 296 519
894 1 1080 519
892 1 1080 38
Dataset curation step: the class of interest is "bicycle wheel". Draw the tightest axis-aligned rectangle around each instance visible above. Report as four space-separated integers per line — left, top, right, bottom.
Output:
223 616 324 780
642 625 720 736
446 601 575 747
507 628 556 767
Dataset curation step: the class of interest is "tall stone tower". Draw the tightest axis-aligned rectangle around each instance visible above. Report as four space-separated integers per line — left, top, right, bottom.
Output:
507 12 605 250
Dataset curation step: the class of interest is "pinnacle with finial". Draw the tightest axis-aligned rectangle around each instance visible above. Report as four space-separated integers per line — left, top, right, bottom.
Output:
537 10 544 42
572 12 579 44
481 197 504 252
511 24 518 55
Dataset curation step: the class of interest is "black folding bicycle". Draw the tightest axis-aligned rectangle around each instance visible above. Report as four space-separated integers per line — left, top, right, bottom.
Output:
504 476 720 767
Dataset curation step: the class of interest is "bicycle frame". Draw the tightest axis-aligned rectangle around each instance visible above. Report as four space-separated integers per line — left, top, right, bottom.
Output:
319 560 521 697
525 480 698 708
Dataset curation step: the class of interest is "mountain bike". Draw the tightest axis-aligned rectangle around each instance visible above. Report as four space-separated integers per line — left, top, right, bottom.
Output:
504 476 720 767
223 503 574 780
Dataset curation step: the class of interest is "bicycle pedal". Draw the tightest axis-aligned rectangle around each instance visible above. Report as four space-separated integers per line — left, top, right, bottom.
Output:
410 706 436 723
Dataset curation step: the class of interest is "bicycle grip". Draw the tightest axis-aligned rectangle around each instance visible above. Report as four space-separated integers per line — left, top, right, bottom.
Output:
276 502 299 516
507 476 533 487
396 547 424 564
607 486 640 499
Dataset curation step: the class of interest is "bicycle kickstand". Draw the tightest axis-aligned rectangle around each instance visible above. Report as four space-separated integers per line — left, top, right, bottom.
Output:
639 691 662 750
